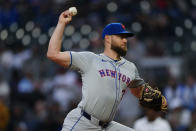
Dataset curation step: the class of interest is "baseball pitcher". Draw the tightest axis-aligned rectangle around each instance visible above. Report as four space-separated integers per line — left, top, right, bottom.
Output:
47 9 168 131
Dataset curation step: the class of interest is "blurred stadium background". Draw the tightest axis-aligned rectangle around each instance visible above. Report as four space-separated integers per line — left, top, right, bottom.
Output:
0 0 196 130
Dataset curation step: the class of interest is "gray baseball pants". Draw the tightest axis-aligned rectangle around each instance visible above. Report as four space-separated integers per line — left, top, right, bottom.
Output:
61 107 135 131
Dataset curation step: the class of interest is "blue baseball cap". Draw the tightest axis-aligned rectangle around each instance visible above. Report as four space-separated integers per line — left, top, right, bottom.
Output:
102 23 134 39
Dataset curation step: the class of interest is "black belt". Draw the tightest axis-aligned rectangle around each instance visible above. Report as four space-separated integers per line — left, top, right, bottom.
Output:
82 110 109 128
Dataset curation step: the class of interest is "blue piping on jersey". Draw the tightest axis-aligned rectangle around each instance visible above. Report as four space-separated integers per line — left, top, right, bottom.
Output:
107 61 118 121
118 68 121 100
108 61 126 120
101 59 107 62
68 51 73 68
118 61 126 68
70 114 83 131
117 61 126 100
100 56 126 121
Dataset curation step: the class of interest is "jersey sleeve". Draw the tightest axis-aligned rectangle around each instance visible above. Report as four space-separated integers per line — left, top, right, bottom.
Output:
69 51 95 73
130 64 145 88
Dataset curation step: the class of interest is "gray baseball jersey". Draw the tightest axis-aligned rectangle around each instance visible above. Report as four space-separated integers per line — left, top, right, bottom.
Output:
69 51 144 122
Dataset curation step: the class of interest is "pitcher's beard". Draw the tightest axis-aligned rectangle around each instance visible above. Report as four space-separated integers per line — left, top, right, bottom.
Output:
111 44 127 56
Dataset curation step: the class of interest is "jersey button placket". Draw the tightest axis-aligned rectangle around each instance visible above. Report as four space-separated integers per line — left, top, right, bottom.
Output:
107 61 119 121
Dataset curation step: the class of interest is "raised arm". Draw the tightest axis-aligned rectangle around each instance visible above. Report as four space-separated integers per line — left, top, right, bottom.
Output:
47 10 72 67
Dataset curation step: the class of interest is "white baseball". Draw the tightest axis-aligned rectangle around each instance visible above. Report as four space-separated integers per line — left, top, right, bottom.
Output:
69 7 77 16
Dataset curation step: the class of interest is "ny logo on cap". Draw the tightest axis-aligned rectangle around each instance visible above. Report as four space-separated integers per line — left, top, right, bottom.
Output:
121 24 126 29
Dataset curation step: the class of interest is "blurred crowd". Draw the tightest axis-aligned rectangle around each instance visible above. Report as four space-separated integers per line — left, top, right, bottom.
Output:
0 0 196 131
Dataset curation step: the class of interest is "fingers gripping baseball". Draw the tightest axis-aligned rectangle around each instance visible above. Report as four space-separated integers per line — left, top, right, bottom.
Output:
59 11 72 24
58 7 77 24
